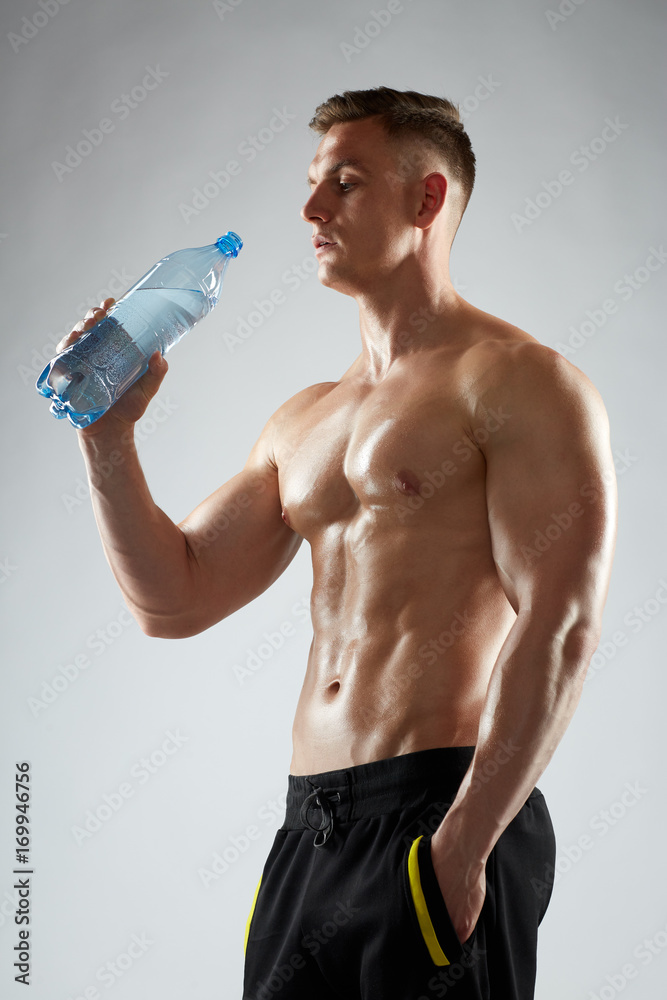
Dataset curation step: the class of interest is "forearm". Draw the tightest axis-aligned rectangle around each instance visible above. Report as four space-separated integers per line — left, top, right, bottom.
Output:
77 426 195 634
446 612 599 861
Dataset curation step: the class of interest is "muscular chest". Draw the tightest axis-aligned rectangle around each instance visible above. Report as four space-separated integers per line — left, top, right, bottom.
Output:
276 366 490 538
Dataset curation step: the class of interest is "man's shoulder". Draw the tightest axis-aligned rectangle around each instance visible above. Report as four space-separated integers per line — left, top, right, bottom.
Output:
250 380 340 471
464 306 556 368
265 380 339 434
458 313 610 462
462 309 603 411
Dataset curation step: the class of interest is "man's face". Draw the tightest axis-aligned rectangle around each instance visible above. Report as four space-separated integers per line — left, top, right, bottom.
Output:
301 117 419 297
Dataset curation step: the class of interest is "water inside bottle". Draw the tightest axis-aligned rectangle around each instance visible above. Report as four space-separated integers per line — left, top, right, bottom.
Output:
37 287 207 428
111 287 209 355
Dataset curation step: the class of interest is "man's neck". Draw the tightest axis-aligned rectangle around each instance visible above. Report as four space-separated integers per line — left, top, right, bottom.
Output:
354 265 465 381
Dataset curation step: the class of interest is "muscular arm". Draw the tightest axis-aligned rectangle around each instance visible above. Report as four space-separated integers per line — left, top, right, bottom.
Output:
78 407 302 639
431 343 617 940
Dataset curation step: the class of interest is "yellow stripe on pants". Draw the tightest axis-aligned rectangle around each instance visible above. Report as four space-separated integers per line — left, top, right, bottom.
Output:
407 835 451 966
244 875 263 954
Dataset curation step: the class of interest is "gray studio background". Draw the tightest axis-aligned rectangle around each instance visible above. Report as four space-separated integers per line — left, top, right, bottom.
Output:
1 0 665 997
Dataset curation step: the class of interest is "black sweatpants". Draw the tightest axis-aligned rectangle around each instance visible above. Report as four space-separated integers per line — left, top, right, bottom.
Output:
242 747 556 999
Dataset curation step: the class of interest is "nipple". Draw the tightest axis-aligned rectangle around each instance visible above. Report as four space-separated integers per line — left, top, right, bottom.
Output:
281 507 291 526
394 469 421 496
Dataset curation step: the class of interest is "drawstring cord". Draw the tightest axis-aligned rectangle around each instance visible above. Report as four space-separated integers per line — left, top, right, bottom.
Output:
299 781 341 847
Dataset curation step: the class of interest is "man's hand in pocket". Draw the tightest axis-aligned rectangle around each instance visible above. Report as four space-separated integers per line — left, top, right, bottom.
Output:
430 807 487 945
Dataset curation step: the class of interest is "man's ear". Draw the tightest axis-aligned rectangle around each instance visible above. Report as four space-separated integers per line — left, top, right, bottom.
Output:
415 172 448 230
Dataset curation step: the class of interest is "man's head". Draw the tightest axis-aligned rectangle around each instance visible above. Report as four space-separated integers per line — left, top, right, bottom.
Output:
302 87 476 297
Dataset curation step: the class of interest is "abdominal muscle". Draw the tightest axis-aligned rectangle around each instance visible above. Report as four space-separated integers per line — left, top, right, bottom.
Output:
288 521 517 775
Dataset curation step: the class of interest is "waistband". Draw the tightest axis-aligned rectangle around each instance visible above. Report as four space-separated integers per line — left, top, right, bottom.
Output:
282 747 475 845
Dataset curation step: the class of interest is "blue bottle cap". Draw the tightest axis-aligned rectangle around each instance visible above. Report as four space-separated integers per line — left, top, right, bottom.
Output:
216 232 243 257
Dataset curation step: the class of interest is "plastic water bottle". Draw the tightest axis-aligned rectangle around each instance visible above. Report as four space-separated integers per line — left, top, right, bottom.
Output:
36 231 243 429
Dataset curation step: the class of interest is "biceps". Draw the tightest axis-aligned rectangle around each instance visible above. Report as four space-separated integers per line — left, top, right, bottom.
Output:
179 466 277 558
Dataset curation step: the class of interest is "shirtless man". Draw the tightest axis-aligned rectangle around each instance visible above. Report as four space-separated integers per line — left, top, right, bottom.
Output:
63 88 617 998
